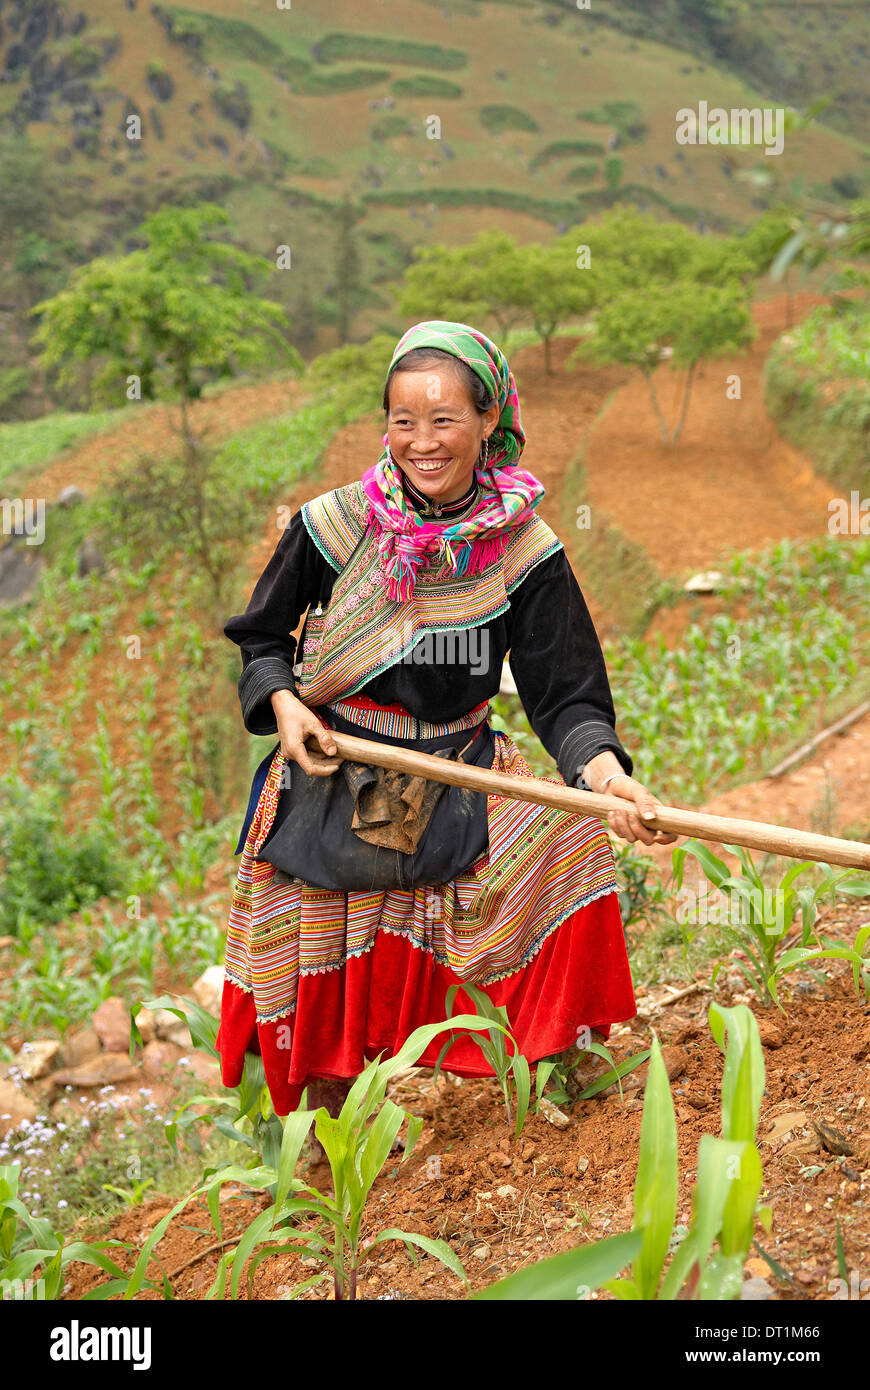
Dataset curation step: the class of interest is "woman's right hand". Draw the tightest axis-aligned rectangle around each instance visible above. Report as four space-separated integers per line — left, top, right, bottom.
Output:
270 690 343 777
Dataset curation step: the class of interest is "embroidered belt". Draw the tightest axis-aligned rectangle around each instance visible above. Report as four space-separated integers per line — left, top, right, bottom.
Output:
323 694 490 741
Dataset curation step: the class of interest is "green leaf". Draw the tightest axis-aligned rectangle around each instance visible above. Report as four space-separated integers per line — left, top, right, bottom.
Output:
691 1136 740 1271
709 1003 765 1142
358 1100 406 1200
367 1229 469 1286
473 1229 643 1300
576 1047 651 1101
140 993 219 1058
230 1206 281 1301
275 1109 316 1212
632 1035 678 1299
658 1229 700 1301
512 1053 531 1140
403 1114 424 1163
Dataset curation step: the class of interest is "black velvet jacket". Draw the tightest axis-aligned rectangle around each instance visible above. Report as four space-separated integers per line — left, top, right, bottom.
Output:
223 491 633 790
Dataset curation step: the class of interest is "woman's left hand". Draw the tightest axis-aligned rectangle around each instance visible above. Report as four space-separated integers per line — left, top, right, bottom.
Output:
602 775 678 847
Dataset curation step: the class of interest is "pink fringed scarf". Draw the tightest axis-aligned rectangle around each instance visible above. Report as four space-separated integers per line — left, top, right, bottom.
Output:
361 451 546 603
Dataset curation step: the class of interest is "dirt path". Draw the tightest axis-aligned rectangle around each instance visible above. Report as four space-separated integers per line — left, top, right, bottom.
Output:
17 376 307 502
582 291 837 578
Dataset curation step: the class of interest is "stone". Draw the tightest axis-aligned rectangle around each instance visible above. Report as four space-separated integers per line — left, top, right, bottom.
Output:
684 1092 711 1110
92 996 131 1053
153 1010 191 1046
76 536 107 577
741 1276 775 1301
57 485 86 507
190 965 224 1017
538 1097 571 1130
0 1078 38 1136
133 1007 156 1044
495 1185 520 1202
765 1110 807 1144
61 1026 101 1068
142 1040 185 1077
683 570 724 595
470 1244 491 1262
576 1156 590 1175
14 1039 61 1080
51 1054 138 1090
608 1045 689 1096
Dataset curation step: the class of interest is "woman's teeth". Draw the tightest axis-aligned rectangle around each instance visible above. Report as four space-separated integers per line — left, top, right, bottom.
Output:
412 458 451 472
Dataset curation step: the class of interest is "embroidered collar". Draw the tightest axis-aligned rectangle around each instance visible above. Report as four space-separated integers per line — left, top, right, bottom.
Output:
401 470 480 519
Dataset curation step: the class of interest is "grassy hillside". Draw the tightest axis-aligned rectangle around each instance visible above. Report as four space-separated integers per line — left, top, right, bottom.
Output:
1 0 868 419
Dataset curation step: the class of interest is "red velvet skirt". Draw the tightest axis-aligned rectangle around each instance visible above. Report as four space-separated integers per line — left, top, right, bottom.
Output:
216 709 636 1116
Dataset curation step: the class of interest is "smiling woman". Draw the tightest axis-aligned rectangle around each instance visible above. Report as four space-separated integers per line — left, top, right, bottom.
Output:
216 319 675 1136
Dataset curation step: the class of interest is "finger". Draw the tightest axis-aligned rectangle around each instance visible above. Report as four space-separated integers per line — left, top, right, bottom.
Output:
308 722 339 759
611 810 659 845
301 728 342 775
608 812 637 844
284 739 333 777
633 794 659 824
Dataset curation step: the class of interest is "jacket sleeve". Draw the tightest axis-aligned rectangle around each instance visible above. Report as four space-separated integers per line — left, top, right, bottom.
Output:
223 509 331 735
507 546 634 788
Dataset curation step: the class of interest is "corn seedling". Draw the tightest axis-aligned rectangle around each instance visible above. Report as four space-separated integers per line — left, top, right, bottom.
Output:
0 1163 154 1301
672 840 865 1007
125 1001 493 1301
475 1004 767 1301
534 1044 651 1108
431 981 530 1138
101 1178 155 1208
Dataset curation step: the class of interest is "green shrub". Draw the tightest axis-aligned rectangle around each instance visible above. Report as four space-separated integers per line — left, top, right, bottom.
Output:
317 33 468 70
0 367 31 415
303 67 390 94
479 104 540 134
391 75 463 98
211 82 252 130
566 162 599 183
578 99 647 142
0 755 126 936
530 140 606 170
370 114 413 141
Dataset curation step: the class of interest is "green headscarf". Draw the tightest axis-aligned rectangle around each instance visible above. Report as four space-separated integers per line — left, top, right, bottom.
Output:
380 319 526 467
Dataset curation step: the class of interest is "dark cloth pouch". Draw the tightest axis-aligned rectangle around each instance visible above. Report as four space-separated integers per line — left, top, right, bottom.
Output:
253 710 494 892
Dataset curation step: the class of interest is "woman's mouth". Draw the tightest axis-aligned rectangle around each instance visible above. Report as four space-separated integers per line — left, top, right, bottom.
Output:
408 457 452 474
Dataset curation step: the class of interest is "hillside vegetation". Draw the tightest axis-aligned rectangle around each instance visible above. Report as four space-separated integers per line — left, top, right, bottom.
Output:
2 0 869 418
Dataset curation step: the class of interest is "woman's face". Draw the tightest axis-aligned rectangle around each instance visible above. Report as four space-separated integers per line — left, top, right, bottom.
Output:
386 363 500 504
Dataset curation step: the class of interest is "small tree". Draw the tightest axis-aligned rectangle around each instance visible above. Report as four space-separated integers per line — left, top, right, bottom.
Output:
334 195 364 346
29 203 302 620
30 202 297 431
398 229 528 340
497 240 600 374
574 280 755 445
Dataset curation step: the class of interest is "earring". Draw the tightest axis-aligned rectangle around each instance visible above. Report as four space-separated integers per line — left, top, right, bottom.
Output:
479 435 490 468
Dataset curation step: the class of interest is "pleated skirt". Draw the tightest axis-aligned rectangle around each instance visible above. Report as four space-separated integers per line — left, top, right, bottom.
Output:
216 713 637 1115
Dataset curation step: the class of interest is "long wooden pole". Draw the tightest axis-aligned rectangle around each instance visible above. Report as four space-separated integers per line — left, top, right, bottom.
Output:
319 732 870 871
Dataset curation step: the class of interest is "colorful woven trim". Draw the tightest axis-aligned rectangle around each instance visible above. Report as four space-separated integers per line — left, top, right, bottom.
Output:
223 730 619 1024
325 696 490 740
298 481 562 707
